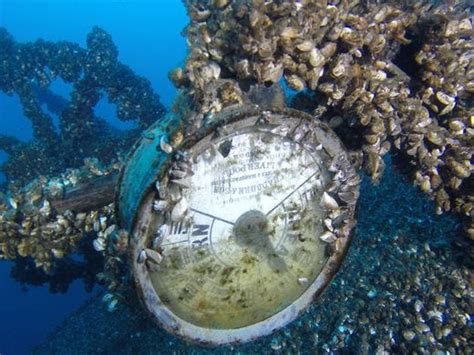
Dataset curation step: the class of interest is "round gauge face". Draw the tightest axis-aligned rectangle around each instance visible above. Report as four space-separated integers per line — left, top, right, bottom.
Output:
150 127 332 329
129 108 359 344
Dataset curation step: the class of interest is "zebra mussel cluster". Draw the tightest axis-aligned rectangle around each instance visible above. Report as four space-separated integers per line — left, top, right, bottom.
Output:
0 158 129 305
137 130 192 272
0 27 166 185
171 0 473 241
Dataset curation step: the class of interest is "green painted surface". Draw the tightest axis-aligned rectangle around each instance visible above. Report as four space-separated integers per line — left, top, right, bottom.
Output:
117 114 180 231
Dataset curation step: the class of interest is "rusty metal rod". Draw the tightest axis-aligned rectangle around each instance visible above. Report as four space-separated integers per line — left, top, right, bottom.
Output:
51 172 119 214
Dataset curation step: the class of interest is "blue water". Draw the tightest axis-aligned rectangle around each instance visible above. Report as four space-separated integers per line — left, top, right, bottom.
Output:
0 1 186 353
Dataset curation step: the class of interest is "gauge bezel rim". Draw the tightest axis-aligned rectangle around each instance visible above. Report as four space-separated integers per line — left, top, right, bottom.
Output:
129 105 359 346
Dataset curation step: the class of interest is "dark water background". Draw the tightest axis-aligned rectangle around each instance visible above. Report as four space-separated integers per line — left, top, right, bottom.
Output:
0 1 186 353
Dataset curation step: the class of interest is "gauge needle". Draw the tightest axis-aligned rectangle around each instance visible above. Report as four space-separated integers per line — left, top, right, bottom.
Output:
265 171 320 216
189 208 235 225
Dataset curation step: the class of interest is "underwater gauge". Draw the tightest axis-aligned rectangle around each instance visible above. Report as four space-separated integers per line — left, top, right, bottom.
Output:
117 106 359 345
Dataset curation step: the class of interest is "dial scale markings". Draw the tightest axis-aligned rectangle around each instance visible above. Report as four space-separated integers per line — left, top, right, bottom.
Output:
150 128 331 328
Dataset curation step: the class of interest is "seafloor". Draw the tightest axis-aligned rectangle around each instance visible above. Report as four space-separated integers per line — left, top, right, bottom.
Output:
33 157 472 354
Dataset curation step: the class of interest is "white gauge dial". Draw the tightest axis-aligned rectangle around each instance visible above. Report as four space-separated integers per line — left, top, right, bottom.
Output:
150 129 332 329
129 108 359 345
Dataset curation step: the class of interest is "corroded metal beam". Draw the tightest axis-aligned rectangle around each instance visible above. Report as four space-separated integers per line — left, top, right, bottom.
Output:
51 173 119 214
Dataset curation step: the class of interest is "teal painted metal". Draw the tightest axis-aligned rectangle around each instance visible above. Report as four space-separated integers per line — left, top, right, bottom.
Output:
117 113 180 232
